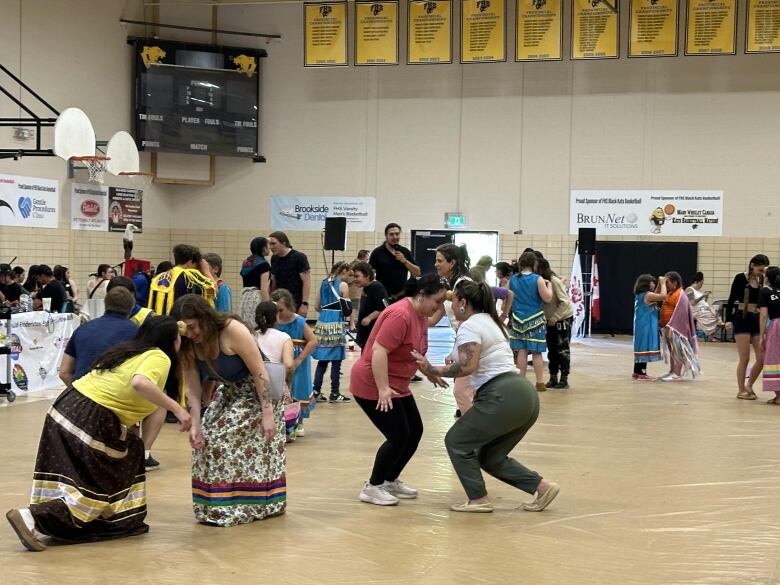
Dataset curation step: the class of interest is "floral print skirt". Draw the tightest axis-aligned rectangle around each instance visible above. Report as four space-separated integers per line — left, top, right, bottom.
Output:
192 377 286 527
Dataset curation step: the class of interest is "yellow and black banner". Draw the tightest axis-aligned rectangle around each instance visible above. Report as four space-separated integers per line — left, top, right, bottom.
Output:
461 0 507 62
304 2 348 67
356 1 399 65
571 0 619 59
516 0 562 61
684 0 736 55
629 0 678 57
746 0 780 53
408 0 453 63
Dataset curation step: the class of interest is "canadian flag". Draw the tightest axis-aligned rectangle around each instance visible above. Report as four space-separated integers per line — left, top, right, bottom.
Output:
591 255 600 322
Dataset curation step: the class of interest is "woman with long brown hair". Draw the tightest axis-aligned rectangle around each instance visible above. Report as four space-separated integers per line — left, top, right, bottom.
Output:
172 295 285 527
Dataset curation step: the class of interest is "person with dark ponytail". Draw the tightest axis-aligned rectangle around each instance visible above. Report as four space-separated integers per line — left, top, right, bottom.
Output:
759 266 780 404
239 236 271 326
350 274 448 506
413 280 559 513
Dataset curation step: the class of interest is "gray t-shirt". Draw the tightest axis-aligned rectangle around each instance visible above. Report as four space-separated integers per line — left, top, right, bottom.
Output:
452 313 516 389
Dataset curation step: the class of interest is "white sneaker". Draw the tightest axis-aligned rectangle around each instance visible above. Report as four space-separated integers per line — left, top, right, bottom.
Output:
359 481 399 506
383 479 418 499
295 425 306 437
659 372 681 382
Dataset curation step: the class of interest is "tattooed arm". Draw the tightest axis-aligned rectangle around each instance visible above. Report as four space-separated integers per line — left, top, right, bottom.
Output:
413 342 481 379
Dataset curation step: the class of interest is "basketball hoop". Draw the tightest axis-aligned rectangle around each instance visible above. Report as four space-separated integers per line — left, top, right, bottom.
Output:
119 171 154 187
71 155 110 184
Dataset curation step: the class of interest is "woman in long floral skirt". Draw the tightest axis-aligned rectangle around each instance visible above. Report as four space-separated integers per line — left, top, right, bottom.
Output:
173 295 285 527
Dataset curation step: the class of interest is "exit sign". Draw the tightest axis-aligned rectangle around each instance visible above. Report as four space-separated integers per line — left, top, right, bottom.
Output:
445 212 466 229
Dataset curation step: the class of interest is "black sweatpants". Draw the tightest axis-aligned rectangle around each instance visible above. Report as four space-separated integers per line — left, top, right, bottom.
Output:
354 395 423 486
546 318 572 376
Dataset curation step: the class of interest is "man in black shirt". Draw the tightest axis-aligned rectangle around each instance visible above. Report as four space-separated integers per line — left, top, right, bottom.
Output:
369 223 421 298
0 263 25 305
34 265 67 312
269 231 311 316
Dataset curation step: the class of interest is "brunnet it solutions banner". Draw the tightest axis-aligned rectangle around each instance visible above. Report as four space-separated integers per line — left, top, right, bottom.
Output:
270 196 376 231
570 190 723 236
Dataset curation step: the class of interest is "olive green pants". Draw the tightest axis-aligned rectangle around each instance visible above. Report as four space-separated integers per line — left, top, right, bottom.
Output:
445 372 542 501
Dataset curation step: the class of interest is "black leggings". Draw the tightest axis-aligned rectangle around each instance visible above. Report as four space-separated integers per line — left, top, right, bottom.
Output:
354 395 423 486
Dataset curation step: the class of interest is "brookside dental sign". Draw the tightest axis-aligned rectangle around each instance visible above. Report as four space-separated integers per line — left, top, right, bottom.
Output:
270 196 376 232
570 190 723 237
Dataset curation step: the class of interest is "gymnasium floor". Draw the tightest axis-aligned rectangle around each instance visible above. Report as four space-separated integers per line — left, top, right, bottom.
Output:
1 335 779 585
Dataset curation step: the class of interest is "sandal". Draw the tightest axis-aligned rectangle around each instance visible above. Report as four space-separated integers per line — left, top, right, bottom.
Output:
737 391 757 400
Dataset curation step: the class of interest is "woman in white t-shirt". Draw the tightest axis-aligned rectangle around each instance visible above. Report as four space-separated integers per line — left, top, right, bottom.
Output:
414 280 560 514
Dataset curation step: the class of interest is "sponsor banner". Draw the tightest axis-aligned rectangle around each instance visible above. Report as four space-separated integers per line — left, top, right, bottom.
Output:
746 0 780 54
516 0 563 62
685 0 736 55
355 1 399 65
461 0 507 63
71 183 109 231
108 187 143 233
408 0 453 64
629 0 679 57
571 0 619 59
271 196 376 231
305 2 349 67
0 174 59 229
570 190 724 237
2 312 79 394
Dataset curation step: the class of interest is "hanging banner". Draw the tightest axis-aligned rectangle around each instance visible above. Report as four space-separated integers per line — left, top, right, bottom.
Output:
304 2 348 67
71 183 108 231
569 246 586 340
516 0 563 61
461 0 507 63
570 190 724 237
108 187 143 233
0 174 58 229
5 312 79 394
408 0 453 64
356 1 399 65
629 0 679 57
685 0 736 55
571 0 620 59
746 0 780 53
271 196 376 231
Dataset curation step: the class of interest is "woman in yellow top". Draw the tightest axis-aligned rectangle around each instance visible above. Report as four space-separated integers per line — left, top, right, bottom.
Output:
5 316 191 552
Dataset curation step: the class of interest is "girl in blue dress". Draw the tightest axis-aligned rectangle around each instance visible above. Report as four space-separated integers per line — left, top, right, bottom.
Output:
632 274 666 381
312 262 351 402
509 251 553 391
272 289 318 437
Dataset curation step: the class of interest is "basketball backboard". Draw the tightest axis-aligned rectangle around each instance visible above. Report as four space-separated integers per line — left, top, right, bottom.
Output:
53 108 96 160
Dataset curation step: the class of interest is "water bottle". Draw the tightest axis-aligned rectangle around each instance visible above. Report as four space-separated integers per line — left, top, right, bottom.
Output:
20 294 31 312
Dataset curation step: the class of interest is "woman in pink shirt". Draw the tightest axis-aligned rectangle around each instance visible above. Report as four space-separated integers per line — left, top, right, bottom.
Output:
350 275 448 506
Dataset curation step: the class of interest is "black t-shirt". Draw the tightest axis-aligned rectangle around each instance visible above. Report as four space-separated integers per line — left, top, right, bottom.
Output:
1 282 25 303
270 249 310 308
369 244 415 297
759 287 780 320
726 273 761 322
241 261 271 288
39 279 67 312
356 280 389 348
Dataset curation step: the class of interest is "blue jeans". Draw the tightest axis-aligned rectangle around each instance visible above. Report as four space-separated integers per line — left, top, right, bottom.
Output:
313 360 342 396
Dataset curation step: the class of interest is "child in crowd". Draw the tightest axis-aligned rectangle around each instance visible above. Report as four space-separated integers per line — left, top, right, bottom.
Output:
659 272 700 382
632 274 665 381
272 289 317 437
203 253 232 313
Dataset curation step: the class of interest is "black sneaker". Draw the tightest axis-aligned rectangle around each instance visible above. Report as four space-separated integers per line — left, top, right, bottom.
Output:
145 455 160 472
329 394 351 403
545 376 558 389
554 377 569 390
314 392 328 402
411 375 423 382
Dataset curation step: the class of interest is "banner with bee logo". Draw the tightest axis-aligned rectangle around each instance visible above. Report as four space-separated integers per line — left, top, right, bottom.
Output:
408 0 453 63
516 0 563 61
356 1 399 64
629 0 679 57
570 190 724 236
746 0 780 54
305 2 348 67
461 0 507 62
571 0 620 59
684 0 736 55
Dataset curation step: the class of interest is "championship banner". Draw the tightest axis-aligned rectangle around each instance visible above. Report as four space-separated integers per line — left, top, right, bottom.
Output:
684 0 736 55
0 174 58 229
108 187 143 233
516 0 562 62
571 0 619 59
570 190 724 237
746 0 780 54
6 312 79 394
71 183 108 231
271 196 376 231
461 0 507 63
629 0 678 57
355 1 399 65
408 0 453 64
304 2 348 67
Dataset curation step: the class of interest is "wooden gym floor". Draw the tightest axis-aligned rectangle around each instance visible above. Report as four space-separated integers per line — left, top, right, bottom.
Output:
1 336 779 585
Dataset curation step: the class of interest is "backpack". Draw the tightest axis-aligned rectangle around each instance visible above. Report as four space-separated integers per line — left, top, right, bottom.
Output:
147 266 216 315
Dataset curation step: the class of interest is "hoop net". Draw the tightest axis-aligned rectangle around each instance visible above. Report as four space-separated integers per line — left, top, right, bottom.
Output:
71 155 110 184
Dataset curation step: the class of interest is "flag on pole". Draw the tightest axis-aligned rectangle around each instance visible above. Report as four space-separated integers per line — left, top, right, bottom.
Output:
569 246 586 339
591 254 600 322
